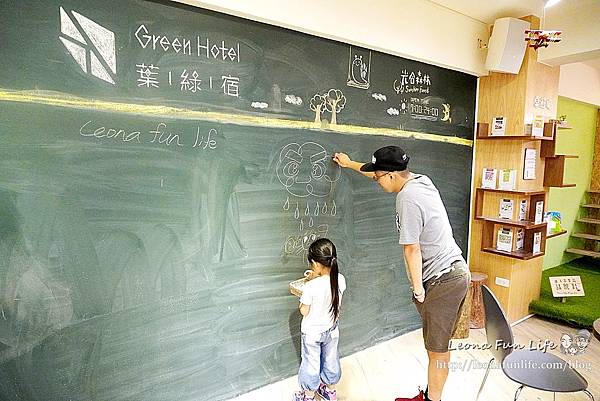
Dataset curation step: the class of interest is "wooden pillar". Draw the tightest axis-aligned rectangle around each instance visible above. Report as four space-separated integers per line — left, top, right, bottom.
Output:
469 15 566 322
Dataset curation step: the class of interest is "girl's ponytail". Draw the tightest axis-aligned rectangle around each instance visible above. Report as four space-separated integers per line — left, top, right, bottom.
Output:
307 238 341 321
329 256 340 322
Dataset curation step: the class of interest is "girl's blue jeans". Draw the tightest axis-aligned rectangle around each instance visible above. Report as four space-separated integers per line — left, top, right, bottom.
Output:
298 324 341 391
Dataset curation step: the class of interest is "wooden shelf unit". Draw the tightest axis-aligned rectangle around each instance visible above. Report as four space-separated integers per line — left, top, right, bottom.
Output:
467 14 576 322
474 188 545 221
543 155 578 187
482 247 544 260
480 216 547 259
476 122 555 140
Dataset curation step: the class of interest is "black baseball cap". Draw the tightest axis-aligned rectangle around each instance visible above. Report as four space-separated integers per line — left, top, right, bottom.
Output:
360 146 410 172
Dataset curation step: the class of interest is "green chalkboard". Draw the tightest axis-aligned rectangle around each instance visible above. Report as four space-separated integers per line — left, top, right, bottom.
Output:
0 1 475 400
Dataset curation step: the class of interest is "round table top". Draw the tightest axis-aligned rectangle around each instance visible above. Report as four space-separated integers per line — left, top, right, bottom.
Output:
594 318 600 342
471 272 488 283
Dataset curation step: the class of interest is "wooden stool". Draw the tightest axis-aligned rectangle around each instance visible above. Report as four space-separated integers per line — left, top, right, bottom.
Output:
451 283 473 339
469 272 488 329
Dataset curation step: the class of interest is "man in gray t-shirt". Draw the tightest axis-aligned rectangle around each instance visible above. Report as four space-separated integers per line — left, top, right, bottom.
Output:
334 146 470 401
396 174 464 282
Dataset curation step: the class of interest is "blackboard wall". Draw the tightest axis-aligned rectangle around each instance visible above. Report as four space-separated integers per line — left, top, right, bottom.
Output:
0 1 476 400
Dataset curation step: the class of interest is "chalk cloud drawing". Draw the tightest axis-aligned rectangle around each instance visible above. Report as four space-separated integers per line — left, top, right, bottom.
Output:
251 101 269 109
59 7 116 84
387 107 399 116
372 93 387 102
347 46 371 89
285 95 303 106
276 142 340 254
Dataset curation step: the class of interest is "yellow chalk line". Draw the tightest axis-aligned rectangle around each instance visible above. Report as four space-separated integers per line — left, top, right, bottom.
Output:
0 89 473 147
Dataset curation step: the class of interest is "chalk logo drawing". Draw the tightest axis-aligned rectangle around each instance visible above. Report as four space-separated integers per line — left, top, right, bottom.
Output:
59 7 117 84
276 142 341 254
347 46 371 90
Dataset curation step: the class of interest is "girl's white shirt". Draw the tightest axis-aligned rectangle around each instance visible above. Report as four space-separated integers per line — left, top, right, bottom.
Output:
300 274 346 335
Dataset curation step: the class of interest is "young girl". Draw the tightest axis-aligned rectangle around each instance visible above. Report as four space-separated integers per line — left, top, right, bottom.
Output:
293 238 347 401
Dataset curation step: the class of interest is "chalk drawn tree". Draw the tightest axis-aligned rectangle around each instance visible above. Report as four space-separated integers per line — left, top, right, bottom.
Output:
324 89 346 125
309 94 326 123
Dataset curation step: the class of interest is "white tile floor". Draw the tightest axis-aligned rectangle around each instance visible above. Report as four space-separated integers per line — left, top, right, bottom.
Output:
226 317 598 401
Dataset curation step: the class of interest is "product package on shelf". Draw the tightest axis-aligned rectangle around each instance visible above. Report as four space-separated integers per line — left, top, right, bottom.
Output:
516 228 525 251
533 232 542 254
518 199 528 221
532 115 545 137
534 201 544 224
497 227 513 252
545 211 562 234
482 168 497 189
498 169 517 190
499 198 514 219
491 116 506 136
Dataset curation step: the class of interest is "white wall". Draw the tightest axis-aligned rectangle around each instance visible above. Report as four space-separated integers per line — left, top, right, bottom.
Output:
558 62 600 107
174 0 490 76
538 0 600 65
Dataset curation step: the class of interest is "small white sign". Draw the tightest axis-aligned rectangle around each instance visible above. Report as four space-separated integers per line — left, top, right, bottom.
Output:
549 276 585 297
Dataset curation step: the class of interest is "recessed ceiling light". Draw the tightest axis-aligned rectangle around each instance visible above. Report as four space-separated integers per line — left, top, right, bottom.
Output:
545 0 561 8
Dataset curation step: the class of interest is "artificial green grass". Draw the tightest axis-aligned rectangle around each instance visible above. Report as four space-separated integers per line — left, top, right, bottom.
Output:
529 257 600 327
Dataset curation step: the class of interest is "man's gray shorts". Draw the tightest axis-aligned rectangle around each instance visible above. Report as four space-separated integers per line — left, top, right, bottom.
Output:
413 260 470 353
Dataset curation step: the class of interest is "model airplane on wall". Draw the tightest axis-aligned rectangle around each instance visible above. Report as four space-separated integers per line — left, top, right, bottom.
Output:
525 29 562 49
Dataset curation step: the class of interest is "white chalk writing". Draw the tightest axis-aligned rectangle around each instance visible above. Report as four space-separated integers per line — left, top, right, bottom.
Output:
393 69 431 95
134 24 240 63
80 120 141 142
79 121 219 150
136 63 160 88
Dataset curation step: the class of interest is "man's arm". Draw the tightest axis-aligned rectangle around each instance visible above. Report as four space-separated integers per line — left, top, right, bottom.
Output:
403 243 425 302
333 153 375 179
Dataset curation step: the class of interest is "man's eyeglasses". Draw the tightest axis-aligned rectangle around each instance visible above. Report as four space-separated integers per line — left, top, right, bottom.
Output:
373 172 390 182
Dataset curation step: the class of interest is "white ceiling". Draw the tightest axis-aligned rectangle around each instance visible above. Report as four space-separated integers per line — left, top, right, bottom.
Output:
430 0 600 71
429 0 546 24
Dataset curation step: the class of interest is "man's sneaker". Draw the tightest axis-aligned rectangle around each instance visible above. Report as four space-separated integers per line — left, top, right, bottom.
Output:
292 391 315 401
394 387 426 401
316 383 337 401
